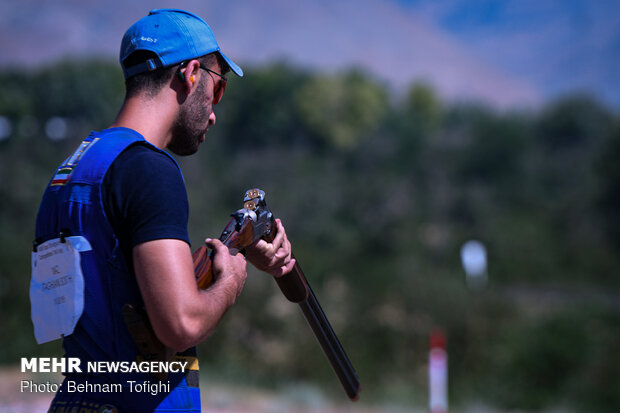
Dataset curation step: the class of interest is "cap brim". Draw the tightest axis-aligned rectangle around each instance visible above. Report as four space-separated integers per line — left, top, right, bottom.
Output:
219 52 243 77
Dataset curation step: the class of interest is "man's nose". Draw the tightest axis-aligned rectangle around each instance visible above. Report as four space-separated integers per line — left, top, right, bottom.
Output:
208 110 216 127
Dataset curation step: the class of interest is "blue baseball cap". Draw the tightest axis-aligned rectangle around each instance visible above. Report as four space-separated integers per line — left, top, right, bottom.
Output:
120 9 243 79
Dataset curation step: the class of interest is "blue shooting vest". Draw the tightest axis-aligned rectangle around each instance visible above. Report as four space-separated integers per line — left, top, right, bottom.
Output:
35 128 201 412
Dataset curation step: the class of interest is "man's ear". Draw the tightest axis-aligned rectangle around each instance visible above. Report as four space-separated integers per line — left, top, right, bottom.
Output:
177 60 200 91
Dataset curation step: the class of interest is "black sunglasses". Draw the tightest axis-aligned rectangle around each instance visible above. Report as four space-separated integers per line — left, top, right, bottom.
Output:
198 64 227 84
179 61 228 105
199 65 227 105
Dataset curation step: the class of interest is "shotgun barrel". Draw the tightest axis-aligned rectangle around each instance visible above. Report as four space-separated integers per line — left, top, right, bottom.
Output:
276 262 361 400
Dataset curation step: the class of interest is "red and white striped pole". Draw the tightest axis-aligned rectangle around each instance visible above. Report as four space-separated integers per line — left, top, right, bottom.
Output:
429 328 448 413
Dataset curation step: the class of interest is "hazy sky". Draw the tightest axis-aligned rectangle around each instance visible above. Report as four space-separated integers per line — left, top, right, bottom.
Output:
401 0 620 107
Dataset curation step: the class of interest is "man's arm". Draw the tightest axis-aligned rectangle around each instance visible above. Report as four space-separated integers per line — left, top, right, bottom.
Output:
133 237 247 352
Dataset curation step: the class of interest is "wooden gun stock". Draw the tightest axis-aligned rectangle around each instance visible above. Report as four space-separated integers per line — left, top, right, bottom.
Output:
192 189 360 401
192 217 256 289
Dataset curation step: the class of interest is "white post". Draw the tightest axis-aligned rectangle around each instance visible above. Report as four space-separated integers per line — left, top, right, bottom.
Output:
429 328 448 413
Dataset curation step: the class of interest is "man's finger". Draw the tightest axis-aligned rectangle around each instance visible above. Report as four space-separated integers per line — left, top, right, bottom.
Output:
270 219 286 251
273 258 296 278
205 238 227 254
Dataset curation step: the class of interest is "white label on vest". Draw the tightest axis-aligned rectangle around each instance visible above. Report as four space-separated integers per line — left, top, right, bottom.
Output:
30 236 92 344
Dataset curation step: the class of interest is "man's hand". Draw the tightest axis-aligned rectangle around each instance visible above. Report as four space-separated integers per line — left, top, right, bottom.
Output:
133 238 248 351
245 219 296 277
205 238 247 304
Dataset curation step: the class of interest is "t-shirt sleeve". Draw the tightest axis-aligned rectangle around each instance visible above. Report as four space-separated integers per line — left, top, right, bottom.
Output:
103 144 190 250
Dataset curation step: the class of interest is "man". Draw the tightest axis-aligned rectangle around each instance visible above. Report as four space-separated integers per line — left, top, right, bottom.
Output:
31 9 295 412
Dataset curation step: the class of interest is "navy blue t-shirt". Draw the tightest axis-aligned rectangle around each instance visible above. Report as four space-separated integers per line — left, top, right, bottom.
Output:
102 143 190 271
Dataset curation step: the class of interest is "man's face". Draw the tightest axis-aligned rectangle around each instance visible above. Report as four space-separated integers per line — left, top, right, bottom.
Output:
167 71 214 156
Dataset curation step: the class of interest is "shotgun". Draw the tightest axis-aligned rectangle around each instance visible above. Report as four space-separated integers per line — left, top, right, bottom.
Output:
192 188 361 401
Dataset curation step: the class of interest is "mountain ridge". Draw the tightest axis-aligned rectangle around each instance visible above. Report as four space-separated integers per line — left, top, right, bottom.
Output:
2 0 614 108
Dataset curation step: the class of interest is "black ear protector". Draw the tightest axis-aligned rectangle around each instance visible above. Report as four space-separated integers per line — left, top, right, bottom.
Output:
177 64 195 83
177 66 187 82
177 61 188 82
